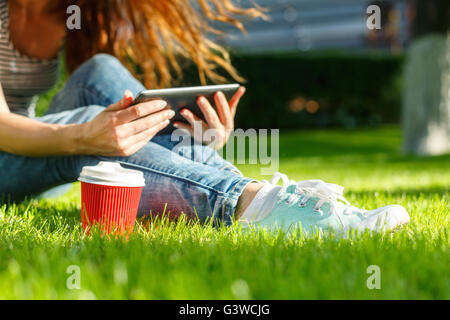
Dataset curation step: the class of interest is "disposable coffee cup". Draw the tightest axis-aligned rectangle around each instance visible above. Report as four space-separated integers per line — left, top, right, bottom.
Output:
78 161 145 235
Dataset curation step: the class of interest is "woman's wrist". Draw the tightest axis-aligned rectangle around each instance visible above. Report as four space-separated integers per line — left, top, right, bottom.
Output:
60 122 89 155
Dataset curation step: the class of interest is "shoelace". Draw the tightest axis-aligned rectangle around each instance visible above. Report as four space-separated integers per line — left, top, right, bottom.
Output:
263 172 360 227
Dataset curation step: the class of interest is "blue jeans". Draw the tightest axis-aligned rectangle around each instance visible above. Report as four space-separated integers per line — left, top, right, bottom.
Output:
0 54 253 225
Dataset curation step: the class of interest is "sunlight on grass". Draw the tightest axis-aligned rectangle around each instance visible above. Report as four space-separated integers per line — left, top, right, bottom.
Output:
0 126 449 299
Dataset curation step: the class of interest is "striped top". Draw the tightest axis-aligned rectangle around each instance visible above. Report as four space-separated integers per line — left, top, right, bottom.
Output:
0 0 60 117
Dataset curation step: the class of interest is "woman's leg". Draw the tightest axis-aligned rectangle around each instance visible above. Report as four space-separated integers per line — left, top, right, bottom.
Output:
2 103 254 224
46 53 242 175
45 54 146 114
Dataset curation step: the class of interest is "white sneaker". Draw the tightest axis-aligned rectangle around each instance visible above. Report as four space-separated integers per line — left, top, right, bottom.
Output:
244 172 411 236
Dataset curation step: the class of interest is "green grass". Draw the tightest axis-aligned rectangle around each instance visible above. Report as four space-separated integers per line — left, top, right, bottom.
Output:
0 126 449 299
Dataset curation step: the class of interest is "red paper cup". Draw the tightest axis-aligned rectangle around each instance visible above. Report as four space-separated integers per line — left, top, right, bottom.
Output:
78 162 145 235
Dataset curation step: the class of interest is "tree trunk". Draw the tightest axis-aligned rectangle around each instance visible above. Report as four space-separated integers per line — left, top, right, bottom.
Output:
402 33 450 155
402 0 450 155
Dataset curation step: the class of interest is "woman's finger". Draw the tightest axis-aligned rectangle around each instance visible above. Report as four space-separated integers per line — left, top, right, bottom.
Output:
180 108 201 124
179 109 209 131
119 109 175 136
114 99 167 125
179 109 206 126
196 96 221 129
172 121 195 136
106 90 134 111
214 91 233 129
229 86 246 117
177 109 209 141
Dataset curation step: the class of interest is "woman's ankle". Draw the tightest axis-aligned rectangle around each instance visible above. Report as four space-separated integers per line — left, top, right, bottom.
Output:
234 182 264 220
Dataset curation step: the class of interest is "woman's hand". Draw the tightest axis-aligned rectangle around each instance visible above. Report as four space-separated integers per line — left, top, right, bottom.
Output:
173 86 246 150
78 90 175 156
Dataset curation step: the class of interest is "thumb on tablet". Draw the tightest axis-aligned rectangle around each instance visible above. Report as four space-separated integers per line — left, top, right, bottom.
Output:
107 90 134 111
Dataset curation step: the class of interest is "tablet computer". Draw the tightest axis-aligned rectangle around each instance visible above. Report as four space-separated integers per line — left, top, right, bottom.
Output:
132 84 240 135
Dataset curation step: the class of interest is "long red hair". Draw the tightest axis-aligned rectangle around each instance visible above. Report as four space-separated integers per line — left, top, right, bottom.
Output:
65 0 266 88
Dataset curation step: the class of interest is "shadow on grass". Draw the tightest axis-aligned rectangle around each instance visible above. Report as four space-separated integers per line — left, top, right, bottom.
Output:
274 127 450 165
278 129 396 158
347 186 450 198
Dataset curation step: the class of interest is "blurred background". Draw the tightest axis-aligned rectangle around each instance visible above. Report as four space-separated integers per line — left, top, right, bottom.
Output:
193 0 412 130
200 0 448 156
216 0 410 52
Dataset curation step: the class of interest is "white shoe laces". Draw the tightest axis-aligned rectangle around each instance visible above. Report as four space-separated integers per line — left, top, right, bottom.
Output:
263 172 360 228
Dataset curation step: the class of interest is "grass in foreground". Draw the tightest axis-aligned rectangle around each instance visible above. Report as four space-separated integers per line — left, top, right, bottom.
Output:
0 126 449 299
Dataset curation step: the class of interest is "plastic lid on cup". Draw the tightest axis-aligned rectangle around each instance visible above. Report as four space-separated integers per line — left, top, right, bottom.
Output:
78 161 145 187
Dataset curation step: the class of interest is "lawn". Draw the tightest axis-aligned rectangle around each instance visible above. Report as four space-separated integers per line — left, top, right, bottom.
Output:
0 126 449 299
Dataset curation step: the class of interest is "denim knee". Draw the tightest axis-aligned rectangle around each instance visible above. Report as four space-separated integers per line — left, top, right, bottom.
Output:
69 53 145 99
48 54 146 113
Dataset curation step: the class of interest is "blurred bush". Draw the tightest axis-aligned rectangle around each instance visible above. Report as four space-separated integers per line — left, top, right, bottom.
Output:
230 51 404 129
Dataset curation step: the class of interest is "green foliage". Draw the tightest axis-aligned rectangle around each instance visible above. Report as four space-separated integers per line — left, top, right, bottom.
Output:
230 51 404 129
0 127 448 299
412 0 450 37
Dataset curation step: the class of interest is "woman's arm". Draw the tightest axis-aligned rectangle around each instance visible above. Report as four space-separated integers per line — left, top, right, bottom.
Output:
0 112 81 156
0 83 85 155
0 89 174 157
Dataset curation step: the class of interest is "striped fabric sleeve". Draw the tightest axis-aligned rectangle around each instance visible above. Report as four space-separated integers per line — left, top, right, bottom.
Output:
0 0 60 117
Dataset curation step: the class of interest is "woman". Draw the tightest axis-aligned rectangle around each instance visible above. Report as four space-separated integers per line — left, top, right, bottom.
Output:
0 0 409 235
